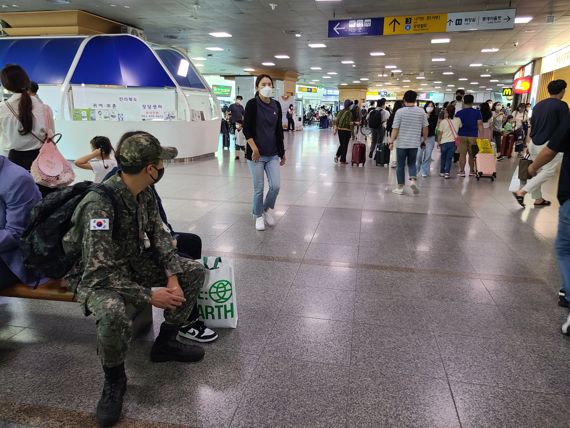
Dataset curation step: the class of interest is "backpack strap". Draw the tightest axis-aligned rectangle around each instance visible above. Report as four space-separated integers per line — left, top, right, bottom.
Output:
91 184 121 237
5 101 46 144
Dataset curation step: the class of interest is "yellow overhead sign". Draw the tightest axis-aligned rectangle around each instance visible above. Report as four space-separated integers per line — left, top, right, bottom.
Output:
298 86 317 93
384 14 447 35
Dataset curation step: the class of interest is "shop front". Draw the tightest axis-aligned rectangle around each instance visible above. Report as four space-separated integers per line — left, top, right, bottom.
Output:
538 45 570 105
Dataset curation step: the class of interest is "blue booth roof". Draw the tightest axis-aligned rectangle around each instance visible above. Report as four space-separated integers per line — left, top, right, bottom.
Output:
0 35 206 89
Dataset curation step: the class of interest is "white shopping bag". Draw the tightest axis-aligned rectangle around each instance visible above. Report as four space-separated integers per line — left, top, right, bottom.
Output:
508 167 520 193
197 257 238 329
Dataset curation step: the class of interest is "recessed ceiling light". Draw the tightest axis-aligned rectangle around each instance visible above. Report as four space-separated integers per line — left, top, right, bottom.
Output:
262 62 275 66
469 63 483 67
479 85 486 88
340 83 348 86
243 68 255 72
322 76 331 79
481 48 499 53
443 71 454 75
392 69 402 73
515 16 533 24
308 43 327 48
431 38 450 44
458 87 465 90
206 47 224 51
497 83 504 86
385 65 397 69
403 85 410 88
375 84 383 87
341 60 354 64
191 57 207 61
402 79 411 83
416 76 425 79
490 79 499 82
312 79 320 82
275 54 290 59
370 52 386 56
432 58 446 62
327 72 338 75
209 32 232 38
470 82 479 84
480 74 491 77
353 65 357 68
458 78 468 81
446 88 453 91
310 67 322 70
360 78 369 81
295 33 302 38
434 86 442 89
447 84 455 87
420 83 427 86
123 5 130 8
433 81 442 83
352 80 360 83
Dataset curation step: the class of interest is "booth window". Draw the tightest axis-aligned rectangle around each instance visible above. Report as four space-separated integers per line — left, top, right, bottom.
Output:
155 49 207 90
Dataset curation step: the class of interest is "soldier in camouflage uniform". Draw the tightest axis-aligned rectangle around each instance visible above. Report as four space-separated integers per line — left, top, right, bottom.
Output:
63 133 212 427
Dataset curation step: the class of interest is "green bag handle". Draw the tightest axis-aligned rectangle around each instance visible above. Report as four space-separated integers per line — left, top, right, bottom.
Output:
202 256 222 270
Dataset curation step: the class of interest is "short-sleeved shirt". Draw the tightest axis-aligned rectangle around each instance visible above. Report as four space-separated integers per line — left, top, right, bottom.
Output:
455 108 482 137
228 103 244 123
438 118 462 144
392 106 428 149
255 97 278 156
547 119 570 204
90 159 118 183
530 98 569 146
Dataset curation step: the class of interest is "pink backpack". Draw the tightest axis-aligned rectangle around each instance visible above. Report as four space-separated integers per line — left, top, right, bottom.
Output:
7 102 75 188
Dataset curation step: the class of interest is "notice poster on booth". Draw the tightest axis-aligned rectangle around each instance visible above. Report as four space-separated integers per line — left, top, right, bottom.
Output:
141 103 164 121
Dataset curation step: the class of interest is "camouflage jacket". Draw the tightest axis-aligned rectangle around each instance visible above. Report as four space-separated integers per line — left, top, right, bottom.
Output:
62 175 181 306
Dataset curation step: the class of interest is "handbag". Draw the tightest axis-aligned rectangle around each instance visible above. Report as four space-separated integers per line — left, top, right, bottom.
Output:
447 119 460 146
518 153 533 181
197 257 238 329
6 102 75 188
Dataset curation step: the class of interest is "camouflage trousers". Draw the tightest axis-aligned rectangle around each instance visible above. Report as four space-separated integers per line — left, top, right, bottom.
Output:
83 254 205 368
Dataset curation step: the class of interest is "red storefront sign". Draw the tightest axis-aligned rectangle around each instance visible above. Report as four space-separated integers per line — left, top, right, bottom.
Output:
513 77 532 94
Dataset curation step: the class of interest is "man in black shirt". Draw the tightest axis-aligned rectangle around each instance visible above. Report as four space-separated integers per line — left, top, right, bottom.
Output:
528 117 570 334
228 96 245 133
513 80 568 207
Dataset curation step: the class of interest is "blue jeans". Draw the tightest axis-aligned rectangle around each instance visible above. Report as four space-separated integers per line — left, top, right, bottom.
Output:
439 142 455 175
416 136 435 176
556 200 570 303
247 155 281 217
396 148 418 185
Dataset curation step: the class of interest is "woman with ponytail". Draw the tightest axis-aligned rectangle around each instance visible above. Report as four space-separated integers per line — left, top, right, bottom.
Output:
74 136 117 183
0 64 50 171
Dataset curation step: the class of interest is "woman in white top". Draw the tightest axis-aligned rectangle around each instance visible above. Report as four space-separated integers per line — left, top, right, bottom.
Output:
437 104 462 178
0 65 49 171
513 103 528 135
74 136 118 183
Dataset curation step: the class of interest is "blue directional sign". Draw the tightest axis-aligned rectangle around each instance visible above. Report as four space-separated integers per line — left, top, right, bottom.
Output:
328 17 384 38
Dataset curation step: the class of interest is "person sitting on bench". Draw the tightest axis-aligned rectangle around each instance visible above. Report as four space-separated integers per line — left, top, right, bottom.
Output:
0 154 43 289
62 133 216 427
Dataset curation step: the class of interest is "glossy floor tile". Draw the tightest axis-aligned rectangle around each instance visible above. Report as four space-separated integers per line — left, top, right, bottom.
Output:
1 128 569 427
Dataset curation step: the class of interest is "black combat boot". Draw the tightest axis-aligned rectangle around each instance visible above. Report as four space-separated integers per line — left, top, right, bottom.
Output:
150 322 205 363
96 363 127 427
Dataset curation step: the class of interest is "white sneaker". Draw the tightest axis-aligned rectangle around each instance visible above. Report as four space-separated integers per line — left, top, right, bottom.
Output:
264 208 276 227
255 216 265 231
562 313 570 336
392 187 404 195
410 182 420 194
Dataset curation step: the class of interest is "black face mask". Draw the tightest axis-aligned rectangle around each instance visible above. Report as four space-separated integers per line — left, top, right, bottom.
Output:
149 165 165 184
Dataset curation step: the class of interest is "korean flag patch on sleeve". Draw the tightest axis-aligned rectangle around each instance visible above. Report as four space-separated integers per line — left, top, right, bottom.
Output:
90 218 110 231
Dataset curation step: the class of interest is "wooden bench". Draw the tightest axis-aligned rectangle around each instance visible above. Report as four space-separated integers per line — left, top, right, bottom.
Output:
0 280 153 336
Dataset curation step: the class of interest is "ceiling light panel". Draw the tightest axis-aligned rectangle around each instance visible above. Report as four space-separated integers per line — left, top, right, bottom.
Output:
209 32 232 38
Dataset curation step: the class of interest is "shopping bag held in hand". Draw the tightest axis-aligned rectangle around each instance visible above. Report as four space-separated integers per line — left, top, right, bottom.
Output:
509 167 521 192
197 257 238 328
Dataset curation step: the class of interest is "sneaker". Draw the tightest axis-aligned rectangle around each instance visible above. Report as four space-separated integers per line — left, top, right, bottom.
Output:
255 216 265 231
178 320 218 343
458 172 466 177
497 156 504 161
469 172 477 177
392 187 404 195
421 174 428 178
440 173 445 177
264 208 276 227
562 313 570 336
559 291 569 308
444 173 450 179
410 182 420 195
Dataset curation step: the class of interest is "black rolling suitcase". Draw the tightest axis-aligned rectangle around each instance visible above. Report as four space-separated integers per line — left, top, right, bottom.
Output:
375 143 390 166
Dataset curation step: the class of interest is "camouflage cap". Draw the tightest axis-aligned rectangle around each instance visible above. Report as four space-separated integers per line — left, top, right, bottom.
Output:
117 133 177 168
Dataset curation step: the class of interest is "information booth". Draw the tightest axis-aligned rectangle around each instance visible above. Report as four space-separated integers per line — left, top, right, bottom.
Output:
0 34 221 160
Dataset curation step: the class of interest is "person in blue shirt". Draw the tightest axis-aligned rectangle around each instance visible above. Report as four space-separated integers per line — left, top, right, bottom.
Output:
455 94 484 177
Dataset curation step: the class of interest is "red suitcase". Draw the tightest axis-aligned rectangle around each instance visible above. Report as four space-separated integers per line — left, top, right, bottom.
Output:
351 142 366 166
501 134 515 158
475 153 497 181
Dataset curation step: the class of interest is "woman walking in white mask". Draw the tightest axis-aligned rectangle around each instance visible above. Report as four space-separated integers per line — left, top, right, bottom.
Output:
417 101 438 177
243 74 287 231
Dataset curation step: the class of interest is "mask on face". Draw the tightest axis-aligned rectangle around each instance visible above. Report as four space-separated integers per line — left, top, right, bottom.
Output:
496 105 502 111
149 165 165 184
426 106 434 113
259 86 273 98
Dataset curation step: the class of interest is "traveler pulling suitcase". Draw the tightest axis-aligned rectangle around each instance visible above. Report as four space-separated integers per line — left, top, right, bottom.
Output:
375 143 390 166
501 134 515 158
475 153 497 181
351 141 366 167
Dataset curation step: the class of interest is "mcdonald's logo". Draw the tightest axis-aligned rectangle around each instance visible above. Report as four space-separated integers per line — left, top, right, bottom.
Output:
502 87 513 97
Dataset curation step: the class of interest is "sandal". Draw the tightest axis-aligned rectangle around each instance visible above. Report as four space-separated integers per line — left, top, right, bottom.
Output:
534 200 551 207
512 193 525 208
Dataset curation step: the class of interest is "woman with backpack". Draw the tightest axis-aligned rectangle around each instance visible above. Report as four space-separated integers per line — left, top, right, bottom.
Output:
333 99 354 165
0 65 50 172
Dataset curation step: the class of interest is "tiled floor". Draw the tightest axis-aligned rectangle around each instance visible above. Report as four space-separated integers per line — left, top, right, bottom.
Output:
2 127 570 427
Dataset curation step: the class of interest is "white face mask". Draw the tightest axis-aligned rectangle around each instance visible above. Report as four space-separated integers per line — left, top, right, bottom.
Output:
426 107 434 113
496 105 502 111
259 86 273 98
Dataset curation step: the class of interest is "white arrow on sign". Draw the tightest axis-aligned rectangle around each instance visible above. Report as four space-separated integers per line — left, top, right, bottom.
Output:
334 22 347 35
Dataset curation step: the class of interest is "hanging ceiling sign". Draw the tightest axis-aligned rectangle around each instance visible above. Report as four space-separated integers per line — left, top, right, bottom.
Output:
513 77 532 94
328 9 516 38
298 86 318 93
502 87 513 97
